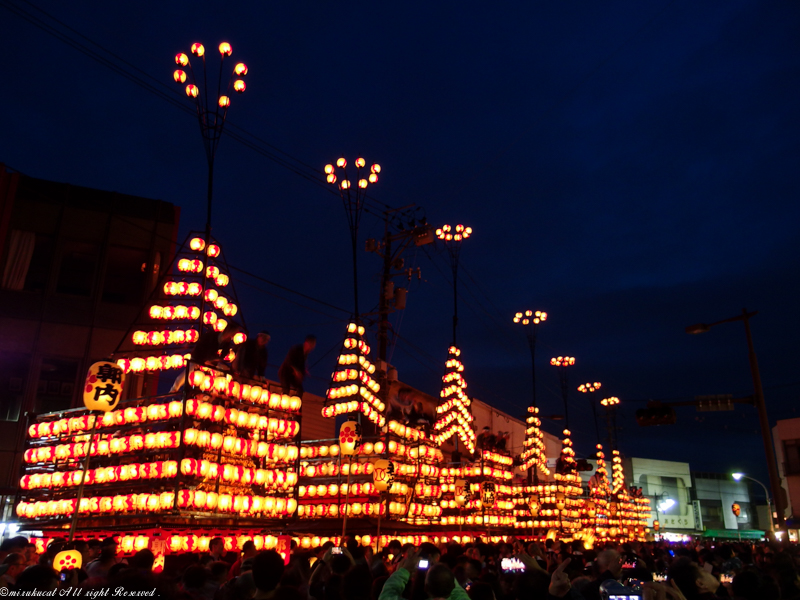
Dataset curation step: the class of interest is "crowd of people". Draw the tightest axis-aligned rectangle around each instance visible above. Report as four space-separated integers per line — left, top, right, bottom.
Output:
2 533 800 600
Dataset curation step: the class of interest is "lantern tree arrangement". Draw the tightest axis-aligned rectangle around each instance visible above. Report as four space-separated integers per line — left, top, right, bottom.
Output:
519 406 549 478
433 346 476 454
115 235 244 376
322 322 385 427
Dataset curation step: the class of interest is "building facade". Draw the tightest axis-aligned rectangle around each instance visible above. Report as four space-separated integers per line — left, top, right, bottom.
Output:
0 166 180 524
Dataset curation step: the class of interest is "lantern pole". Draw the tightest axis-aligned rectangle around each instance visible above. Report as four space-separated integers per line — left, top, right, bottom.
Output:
325 159 381 320
171 42 248 240
435 225 472 347
375 491 383 553
341 455 353 540
550 357 575 430
601 397 620 450
68 412 100 543
578 382 603 445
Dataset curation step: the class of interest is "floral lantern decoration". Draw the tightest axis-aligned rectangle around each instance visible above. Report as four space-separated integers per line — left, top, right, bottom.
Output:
54 549 82 572
339 420 361 455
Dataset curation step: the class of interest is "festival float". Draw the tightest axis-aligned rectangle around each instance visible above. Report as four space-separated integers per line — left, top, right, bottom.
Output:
14 234 650 566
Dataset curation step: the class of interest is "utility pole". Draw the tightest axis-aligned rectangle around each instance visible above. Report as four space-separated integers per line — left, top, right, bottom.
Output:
366 210 433 404
686 309 786 533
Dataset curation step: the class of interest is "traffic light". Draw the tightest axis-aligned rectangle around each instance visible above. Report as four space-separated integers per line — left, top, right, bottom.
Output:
635 406 677 427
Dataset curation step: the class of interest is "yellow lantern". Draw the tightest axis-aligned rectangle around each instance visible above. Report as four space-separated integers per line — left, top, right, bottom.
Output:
83 361 125 412
53 549 82 571
480 482 496 508
338 420 361 455
373 459 395 492
454 479 469 507
528 494 540 517
731 503 741 517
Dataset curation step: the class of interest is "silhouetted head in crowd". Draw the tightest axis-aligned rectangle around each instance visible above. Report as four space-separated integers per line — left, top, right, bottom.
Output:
252 550 285 594
183 564 208 590
129 548 155 571
668 557 721 600
425 563 456 600
15 564 58 592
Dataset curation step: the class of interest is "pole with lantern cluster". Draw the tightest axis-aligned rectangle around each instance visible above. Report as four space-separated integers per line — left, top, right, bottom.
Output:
171 42 249 392
600 396 620 450
432 225 474 459
436 225 472 347
578 382 603 445
550 356 575 429
172 42 249 242
513 310 547 485
324 158 381 321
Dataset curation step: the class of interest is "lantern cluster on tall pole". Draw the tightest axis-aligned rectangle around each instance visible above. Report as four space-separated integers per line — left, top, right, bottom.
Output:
436 224 472 346
172 42 249 238
433 225 474 458
513 311 548 483
577 382 602 445
324 158 381 320
550 356 575 429
600 396 620 450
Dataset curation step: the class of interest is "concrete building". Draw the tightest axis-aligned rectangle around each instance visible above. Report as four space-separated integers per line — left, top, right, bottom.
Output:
773 418 800 541
691 472 759 536
0 166 181 525
626 457 700 534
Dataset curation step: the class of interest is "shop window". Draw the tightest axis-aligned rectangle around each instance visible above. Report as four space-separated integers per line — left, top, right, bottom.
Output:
56 241 98 297
102 246 149 304
35 358 78 414
0 353 29 421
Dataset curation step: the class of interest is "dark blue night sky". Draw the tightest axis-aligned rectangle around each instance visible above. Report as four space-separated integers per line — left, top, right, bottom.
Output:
2 0 799 485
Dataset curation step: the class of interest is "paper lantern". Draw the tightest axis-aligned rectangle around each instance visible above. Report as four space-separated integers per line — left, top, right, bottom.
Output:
373 459 395 492
54 549 82 571
480 482 496 507
454 479 469 507
83 361 125 412
528 494 540 517
338 420 361 455
731 503 741 517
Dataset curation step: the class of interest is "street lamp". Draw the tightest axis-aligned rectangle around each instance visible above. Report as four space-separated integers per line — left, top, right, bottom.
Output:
578 381 602 445
600 396 621 450
172 42 248 238
550 356 575 429
732 472 774 532
437 224 472 346
651 491 674 536
686 308 784 531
